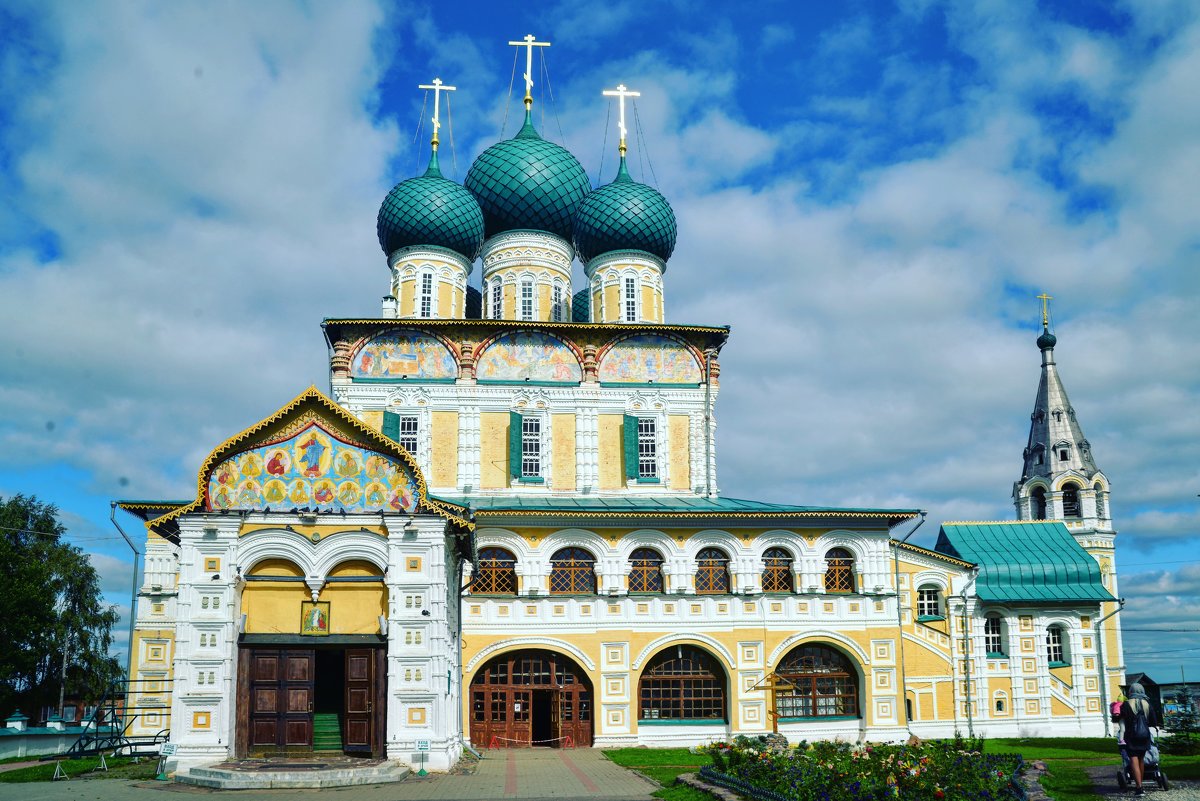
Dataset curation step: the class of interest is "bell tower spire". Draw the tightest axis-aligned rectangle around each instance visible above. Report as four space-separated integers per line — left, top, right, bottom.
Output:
1013 296 1111 530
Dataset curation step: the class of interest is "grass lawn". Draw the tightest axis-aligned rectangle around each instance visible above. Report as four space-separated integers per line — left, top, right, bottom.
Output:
0 755 159 783
604 747 713 801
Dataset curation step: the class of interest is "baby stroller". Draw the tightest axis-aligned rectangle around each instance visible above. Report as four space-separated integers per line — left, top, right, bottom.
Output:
1116 739 1169 792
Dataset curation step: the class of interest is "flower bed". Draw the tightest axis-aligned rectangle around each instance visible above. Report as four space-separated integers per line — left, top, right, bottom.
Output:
698 736 1025 801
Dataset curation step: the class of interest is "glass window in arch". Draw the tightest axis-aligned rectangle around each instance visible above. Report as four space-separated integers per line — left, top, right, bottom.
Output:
761 547 794 593
774 645 859 719
550 548 596 595
474 548 517 595
695 548 730 595
824 548 855 593
638 646 726 721
629 548 665 593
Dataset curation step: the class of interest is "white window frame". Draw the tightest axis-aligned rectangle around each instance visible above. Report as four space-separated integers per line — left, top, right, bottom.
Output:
552 281 564 322
520 278 535 321
521 416 541 478
418 272 434 318
637 417 658 479
984 615 1005 656
623 275 638 322
397 415 419 454
916 587 941 619
491 281 502 319
1046 625 1067 665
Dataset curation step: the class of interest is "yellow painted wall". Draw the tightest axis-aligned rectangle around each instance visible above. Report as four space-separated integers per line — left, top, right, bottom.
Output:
242 559 384 636
1051 696 1074 716
641 284 656 322
603 284 619 323
398 278 416 316
669 415 691 490
538 284 551 322
552 413 576 491
598 414 624 489
503 282 516 320
359 410 383 433
431 410 459 487
1051 664 1073 685
438 282 454 318
592 288 602 322
480 411 510 490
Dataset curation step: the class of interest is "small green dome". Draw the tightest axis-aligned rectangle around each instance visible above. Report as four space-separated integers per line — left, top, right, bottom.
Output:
464 113 591 241
1037 326 1057 350
573 158 677 264
377 151 485 261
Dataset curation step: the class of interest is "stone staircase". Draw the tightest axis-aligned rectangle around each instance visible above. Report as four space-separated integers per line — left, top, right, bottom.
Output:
313 712 343 751
179 759 408 789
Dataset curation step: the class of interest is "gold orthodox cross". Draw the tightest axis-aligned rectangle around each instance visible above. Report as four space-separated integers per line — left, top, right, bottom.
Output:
602 84 641 155
418 77 456 149
508 34 550 107
1037 292 1053 327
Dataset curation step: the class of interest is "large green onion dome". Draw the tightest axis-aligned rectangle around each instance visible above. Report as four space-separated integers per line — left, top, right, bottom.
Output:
573 157 677 264
377 150 485 261
464 112 591 241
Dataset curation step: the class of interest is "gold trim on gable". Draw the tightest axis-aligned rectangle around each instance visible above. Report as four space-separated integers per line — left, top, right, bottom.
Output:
147 386 472 538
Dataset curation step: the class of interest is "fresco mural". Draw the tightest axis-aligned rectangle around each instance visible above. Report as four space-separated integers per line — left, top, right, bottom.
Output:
598 335 702 384
351 330 457 379
207 422 419 514
475 331 582 383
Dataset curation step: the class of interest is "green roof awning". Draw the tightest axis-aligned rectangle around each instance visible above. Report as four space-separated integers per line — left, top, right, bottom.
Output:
431 494 918 523
934 521 1115 603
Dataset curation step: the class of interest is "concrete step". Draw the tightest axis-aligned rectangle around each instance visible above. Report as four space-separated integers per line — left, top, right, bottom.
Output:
179 762 409 789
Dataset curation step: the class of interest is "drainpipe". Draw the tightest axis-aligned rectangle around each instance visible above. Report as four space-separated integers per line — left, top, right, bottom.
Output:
958 568 980 739
703 348 716 498
109 506 142 690
1095 598 1125 737
891 512 927 734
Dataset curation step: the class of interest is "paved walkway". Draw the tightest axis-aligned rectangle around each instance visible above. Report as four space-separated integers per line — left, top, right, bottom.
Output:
1085 763 1200 799
0 749 658 801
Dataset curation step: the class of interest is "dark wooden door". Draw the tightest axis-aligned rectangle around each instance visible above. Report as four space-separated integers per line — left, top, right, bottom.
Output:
248 649 314 750
343 648 373 752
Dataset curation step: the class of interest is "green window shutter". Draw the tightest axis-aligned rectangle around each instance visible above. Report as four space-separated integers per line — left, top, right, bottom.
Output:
509 411 523 480
382 411 400 443
623 415 639 481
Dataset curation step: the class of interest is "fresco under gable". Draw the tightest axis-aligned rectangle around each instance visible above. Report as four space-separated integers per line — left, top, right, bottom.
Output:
207 421 419 513
352 329 457 379
475 331 582 383
598 334 701 384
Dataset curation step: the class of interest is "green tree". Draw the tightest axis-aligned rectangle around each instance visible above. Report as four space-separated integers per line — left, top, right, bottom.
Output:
0 494 122 720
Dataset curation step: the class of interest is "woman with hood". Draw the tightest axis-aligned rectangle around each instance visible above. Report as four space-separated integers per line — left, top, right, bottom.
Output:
1118 682 1160 795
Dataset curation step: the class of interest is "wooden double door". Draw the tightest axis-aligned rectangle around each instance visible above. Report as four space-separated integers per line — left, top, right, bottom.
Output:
239 646 382 756
470 650 593 748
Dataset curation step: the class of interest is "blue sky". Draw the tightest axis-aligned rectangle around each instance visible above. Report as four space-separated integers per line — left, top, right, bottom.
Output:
0 0 1198 684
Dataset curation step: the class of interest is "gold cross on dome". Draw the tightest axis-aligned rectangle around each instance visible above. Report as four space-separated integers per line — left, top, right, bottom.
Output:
1037 292 1053 327
602 84 641 155
418 77 456 149
508 34 550 107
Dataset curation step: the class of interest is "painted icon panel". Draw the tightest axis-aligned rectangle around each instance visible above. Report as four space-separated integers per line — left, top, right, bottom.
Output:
207 422 418 513
598 335 701 384
351 330 456 379
475 331 582 383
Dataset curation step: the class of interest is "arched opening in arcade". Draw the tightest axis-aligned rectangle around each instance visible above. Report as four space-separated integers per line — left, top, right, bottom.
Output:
637 644 728 724
469 649 593 748
236 557 387 758
771 643 861 722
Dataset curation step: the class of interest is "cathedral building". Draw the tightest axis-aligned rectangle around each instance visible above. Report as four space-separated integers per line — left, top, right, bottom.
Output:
117 39 1124 777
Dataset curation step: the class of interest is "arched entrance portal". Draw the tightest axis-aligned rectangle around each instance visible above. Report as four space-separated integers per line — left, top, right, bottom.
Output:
470 650 593 747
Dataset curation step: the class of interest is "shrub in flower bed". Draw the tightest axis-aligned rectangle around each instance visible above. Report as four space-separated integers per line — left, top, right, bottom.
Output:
699 735 1024 801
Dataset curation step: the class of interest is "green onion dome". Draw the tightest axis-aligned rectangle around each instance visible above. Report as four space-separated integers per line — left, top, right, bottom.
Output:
1037 325 1057 350
573 157 677 264
464 113 591 241
377 150 485 261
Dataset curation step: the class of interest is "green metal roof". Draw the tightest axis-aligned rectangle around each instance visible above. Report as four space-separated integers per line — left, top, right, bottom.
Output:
574 157 677 264
464 112 591 241
377 150 485 261
934 521 1114 603
431 494 918 522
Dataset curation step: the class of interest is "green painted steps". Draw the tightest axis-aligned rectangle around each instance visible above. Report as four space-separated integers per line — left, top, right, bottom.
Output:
312 712 343 751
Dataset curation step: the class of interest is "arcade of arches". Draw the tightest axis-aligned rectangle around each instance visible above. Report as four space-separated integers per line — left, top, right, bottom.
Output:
468 644 860 747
